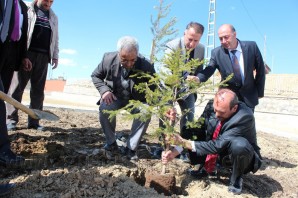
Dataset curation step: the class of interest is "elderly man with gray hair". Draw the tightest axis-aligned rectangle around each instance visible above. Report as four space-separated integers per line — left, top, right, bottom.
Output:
91 36 156 161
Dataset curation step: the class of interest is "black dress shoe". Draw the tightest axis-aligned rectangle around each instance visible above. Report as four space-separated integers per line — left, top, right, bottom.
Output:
0 183 15 196
28 124 45 131
103 142 118 152
127 149 138 161
187 168 208 178
228 177 243 194
0 149 24 166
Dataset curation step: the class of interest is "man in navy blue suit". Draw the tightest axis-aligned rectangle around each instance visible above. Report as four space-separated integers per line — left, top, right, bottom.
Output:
197 24 265 111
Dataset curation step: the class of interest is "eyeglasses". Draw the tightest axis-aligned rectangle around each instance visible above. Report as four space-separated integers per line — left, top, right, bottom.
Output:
120 58 137 65
119 51 137 65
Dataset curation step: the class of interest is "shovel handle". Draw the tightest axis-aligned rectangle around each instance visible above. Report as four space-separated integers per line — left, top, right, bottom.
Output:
0 91 39 119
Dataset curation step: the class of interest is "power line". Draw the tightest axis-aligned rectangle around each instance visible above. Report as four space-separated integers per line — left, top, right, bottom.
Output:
239 0 273 60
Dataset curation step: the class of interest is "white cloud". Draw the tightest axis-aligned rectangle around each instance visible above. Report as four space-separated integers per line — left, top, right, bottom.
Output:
61 49 77 55
59 58 77 67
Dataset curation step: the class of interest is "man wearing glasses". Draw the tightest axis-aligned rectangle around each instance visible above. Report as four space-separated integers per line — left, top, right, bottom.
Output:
91 36 155 161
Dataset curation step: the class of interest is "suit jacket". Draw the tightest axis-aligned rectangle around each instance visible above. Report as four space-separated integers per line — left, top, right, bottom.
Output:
198 40 265 108
0 0 28 70
91 52 156 104
194 102 260 157
165 37 205 76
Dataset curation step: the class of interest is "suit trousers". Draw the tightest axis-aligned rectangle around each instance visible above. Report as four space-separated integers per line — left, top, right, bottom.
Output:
177 93 196 131
0 41 19 150
99 98 151 151
0 41 18 93
0 79 10 150
188 136 254 185
6 51 49 126
228 137 255 185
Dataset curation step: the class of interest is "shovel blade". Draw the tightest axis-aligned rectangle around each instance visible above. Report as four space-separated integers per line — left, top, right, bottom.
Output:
33 109 59 121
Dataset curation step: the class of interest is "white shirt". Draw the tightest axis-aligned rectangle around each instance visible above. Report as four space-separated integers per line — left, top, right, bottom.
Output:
229 43 245 84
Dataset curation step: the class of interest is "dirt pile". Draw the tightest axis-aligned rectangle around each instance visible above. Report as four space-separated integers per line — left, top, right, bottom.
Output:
1 108 297 197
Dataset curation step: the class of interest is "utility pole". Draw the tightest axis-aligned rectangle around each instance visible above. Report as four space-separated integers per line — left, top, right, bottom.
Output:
206 0 216 85
264 35 267 64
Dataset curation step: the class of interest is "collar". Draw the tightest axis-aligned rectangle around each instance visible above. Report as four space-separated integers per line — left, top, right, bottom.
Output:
229 41 242 54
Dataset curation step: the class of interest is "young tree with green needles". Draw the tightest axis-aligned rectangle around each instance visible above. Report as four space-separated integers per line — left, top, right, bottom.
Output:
104 0 231 170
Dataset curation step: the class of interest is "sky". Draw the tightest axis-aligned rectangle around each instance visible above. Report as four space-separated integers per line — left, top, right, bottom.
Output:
41 0 298 80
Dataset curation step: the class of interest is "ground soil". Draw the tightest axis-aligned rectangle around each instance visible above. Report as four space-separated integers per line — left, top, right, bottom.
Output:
1 108 298 198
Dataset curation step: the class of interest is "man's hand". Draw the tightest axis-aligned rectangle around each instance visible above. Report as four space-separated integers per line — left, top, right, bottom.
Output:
165 133 184 145
161 149 180 164
186 75 200 83
165 107 177 122
102 91 117 105
51 58 58 69
22 58 32 71
165 134 192 150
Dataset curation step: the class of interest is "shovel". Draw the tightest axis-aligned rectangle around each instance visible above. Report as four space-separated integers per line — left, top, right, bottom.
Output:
0 91 59 121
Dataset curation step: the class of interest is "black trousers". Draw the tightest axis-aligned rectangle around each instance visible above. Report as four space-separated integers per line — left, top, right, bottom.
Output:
187 136 255 185
0 79 10 150
0 41 19 150
6 51 49 126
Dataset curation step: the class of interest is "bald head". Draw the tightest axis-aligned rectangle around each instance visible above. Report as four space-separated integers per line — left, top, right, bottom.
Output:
218 24 238 50
213 88 239 121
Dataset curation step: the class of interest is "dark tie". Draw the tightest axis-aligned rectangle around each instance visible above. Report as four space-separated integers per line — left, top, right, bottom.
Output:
1 0 13 42
10 0 20 41
231 50 242 85
121 67 130 79
204 121 222 173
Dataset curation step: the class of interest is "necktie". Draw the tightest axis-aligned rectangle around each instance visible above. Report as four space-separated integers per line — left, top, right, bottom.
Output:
10 0 20 41
121 67 130 97
122 67 128 79
1 0 13 42
231 50 242 85
204 121 222 173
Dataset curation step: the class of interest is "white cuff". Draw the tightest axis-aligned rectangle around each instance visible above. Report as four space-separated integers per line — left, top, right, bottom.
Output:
191 141 196 152
174 145 183 154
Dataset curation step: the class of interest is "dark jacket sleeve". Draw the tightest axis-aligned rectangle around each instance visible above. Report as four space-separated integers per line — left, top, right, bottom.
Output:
252 42 265 98
91 53 116 99
15 1 28 70
197 48 217 82
194 107 254 156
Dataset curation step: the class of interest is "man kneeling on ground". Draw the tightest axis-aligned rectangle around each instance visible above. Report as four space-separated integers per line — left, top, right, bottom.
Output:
162 88 262 194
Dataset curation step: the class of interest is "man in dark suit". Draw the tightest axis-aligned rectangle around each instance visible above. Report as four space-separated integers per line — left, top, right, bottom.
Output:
162 88 262 195
91 36 156 161
0 0 31 166
197 24 265 110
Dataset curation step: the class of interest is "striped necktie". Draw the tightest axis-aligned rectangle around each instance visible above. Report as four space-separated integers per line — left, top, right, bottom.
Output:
231 50 242 85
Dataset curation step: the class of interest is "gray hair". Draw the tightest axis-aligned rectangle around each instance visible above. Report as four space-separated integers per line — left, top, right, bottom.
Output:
117 36 139 54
